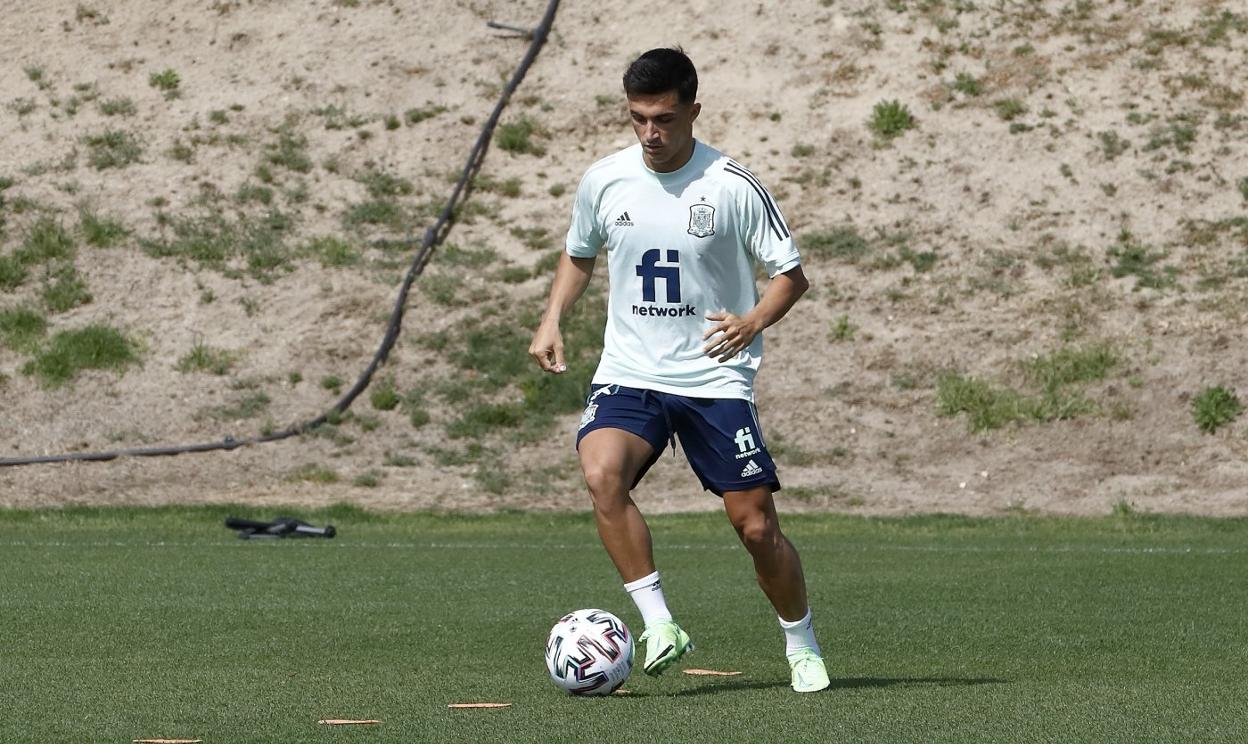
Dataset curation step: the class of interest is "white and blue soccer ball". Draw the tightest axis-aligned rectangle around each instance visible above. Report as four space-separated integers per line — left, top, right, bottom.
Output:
544 608 634 695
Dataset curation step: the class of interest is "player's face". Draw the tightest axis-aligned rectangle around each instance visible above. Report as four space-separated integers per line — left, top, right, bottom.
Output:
627 91 701 173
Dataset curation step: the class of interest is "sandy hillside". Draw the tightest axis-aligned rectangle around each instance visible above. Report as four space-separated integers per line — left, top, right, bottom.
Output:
1 0 1247 516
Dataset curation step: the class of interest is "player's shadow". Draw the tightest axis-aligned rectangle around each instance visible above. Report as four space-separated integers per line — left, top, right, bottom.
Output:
671 675 1007 697
831 676 1008 690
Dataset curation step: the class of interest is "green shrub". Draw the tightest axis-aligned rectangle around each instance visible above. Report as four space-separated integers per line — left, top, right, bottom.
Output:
199 392 270 421
148 68 180 98
496 115 545 155
98 97 136 116
84 130 142 170
1023 344 1118 391
23 324 138 387
343 200 406 230
447 402 526 439
868 100 916 138
140 209 295 282
0 256 29 290
79 208 128 247
18 218 75 265
994 98 1028 121
0 306 47 351
166 140 195 163
235 183 274 206
509 226 551 252
1108 233 1177 290
370 379 401 411
830 314 855 342
936 374 1031 431
1193 386 1242 433
304 236 359 267
290 464 339 483
357 167 415 200
801 226 869 261
42 265 92 313
404 104 447 124
439 243 498 268
353 471 380 487
952 72 981 96
265 131 312 173
176 342 237 375
1098 131 1130 160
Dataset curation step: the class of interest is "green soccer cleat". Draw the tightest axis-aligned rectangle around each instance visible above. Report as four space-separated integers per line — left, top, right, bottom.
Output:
787 648 830 693
638 620 694 676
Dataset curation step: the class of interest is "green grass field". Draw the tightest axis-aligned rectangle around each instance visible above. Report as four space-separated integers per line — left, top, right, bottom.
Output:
3 506 1246 743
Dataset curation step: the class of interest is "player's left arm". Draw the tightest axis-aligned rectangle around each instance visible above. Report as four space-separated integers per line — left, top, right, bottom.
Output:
703 264 808 363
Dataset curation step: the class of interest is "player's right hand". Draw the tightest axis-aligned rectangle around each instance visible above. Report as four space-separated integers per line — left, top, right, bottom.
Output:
528 324 567 373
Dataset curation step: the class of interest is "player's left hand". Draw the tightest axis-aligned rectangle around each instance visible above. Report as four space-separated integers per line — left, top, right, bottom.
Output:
702 311 760 363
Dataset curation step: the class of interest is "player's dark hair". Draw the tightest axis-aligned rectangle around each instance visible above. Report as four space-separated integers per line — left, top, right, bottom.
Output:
623 47 698 104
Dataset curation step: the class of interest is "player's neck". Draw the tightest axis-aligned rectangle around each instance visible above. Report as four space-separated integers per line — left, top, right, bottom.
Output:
644 138 697 174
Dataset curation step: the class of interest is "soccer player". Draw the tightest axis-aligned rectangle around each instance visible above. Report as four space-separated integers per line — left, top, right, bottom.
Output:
528 48 829 693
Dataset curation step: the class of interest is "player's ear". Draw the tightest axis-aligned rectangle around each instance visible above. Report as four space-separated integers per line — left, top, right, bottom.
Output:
689 102 701 124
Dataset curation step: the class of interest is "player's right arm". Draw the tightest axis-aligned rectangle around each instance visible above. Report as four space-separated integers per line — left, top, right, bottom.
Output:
529 253 596 373
530 166 607 374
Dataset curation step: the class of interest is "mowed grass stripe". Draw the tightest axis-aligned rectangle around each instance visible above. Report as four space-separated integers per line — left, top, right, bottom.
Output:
1 507 1246 743
1 539 1245 555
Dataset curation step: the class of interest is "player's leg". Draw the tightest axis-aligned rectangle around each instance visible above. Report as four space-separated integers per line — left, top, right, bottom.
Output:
722 486 807 620
671 395 829 691
577 426 659 582
575 387 693 675
723 487 829 692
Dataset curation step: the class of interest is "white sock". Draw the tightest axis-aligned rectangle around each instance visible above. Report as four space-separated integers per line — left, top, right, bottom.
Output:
779 608 820 657
624 570 673 628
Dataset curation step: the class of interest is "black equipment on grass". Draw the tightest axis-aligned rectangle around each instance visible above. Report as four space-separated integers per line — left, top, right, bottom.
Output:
225 516 336 540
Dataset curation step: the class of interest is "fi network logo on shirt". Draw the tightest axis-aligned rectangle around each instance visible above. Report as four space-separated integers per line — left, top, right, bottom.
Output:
636 249 682 303
632 249 696 318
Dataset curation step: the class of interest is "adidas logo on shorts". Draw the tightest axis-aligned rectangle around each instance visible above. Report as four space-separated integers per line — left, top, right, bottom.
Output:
740 459 763 478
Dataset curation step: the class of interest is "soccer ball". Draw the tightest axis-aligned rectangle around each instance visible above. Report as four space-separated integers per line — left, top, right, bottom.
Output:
544 608 634 695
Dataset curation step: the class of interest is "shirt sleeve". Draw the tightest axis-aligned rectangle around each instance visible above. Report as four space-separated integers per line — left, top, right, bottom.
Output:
735 171 800 277
565 171 605 257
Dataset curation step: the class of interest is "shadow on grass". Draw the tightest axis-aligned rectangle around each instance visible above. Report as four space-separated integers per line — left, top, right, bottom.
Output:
664 675 1007 698
672 679 789 696
831 676 1008 690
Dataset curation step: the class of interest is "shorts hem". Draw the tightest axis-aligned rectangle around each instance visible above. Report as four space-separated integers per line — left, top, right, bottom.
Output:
702 479 781 498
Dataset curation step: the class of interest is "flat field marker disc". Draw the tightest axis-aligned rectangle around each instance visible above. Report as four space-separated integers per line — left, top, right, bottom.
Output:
133 739 203 743
317 719 382 725
447 703 512 709
683 668 742 676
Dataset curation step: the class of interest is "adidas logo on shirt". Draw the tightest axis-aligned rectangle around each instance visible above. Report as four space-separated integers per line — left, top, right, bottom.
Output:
740 460 763 478
614 211 634 227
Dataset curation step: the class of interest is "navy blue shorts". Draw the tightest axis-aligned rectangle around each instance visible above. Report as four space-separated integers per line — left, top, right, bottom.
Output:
575 384 780 497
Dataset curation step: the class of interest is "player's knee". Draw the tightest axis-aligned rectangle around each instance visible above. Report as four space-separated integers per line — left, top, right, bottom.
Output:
733 512 779 552
581 461 628 505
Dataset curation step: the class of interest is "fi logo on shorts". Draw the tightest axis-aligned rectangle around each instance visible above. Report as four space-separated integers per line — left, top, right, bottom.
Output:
734 427 761 459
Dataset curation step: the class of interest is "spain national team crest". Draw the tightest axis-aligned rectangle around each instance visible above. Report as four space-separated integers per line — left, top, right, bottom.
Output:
687 202 715 238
